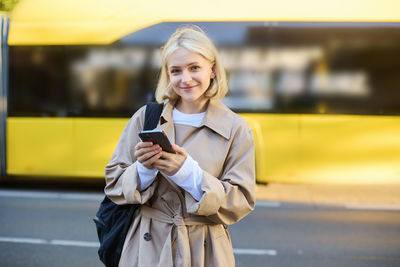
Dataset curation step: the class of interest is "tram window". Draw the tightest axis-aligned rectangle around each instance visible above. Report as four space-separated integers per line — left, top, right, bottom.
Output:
8 22 400 117
9 46 70 117
9 46 157 117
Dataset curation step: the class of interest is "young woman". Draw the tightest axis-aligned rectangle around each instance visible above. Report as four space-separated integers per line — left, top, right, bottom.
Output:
105 25 255 267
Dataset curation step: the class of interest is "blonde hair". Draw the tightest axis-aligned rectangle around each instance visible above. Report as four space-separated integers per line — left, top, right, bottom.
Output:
155 25 228 103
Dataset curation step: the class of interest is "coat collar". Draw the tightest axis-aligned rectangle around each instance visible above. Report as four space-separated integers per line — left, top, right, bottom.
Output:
160 99 233 140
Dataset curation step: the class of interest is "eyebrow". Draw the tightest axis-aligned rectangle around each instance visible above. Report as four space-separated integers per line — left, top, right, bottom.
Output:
168 62 201 69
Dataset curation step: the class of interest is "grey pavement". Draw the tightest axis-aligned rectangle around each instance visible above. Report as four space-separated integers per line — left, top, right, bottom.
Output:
1 186 400 267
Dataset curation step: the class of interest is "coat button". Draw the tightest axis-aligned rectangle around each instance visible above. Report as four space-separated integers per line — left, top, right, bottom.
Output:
144 233 152 241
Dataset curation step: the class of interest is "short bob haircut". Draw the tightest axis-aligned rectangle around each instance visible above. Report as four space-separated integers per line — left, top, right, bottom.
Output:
155 25 228 103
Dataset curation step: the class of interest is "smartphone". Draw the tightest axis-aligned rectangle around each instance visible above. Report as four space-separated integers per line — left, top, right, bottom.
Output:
138 130 175 153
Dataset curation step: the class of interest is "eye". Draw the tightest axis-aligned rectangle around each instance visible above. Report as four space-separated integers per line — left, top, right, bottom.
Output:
191 65 200 71
170 69 180 74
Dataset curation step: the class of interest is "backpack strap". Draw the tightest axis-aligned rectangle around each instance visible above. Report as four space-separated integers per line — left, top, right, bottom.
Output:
143 102 164 130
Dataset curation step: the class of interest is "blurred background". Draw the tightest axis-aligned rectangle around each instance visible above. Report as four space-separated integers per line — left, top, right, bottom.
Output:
2 0 400 184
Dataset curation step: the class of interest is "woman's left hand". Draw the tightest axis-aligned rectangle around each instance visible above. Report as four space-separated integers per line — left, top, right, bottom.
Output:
152 144 187 176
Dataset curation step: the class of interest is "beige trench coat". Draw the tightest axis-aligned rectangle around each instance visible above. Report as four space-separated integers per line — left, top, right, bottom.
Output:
105 99 256 267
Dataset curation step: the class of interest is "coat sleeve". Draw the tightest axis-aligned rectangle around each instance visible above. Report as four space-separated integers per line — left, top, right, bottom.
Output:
185 118 256 225
104 106 159 205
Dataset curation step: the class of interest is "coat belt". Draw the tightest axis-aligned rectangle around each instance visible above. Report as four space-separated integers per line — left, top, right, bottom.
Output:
140 205 215 226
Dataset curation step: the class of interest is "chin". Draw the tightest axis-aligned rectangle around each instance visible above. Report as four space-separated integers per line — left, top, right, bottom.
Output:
181 97 197 103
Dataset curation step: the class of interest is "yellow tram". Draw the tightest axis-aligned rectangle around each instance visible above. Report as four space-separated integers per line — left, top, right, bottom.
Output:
3 0 400 184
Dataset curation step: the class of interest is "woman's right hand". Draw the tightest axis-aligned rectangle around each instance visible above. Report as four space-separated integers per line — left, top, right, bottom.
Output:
134 142 163 169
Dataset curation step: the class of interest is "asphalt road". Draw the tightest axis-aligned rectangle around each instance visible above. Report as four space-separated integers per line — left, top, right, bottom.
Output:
0 187 399 267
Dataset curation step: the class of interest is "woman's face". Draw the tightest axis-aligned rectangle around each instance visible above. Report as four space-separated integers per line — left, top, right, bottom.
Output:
167 47 214 107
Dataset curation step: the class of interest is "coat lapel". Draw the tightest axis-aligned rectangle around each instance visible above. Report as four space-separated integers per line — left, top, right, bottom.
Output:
155 100 175 145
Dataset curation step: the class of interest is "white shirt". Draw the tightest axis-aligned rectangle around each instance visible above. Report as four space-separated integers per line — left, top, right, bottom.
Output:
172 108 205 127
137 108 205 201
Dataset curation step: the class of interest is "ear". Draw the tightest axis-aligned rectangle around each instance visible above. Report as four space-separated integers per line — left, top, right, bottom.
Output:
211 64 216 78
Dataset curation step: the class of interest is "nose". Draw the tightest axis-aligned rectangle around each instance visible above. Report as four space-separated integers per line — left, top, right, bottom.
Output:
181 70 192 83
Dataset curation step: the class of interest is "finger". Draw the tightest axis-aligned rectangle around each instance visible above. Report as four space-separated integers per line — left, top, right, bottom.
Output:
171 144 186 155
136 144 161 159
138 149 162 162
135 141 154 150
135 144 161 155
135 149 157 162
142 151 162 167
158 151 174 160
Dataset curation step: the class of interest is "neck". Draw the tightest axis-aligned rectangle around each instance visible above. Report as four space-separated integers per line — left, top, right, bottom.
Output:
176 98 208 114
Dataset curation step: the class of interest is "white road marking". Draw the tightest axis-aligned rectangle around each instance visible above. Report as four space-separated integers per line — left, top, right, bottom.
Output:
50 240 100 248
233 248 277 256
0 236 277 256
0 236 99 248
0 237 47 245
0 189 103 201
345 203 400 211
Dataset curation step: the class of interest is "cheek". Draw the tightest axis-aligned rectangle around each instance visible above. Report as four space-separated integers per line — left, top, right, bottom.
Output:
169 77 182 94
201 72 213 86
168 76 179 87
202 70 213 81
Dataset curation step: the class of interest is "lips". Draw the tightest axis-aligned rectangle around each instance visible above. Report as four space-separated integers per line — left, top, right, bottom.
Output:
181 85 197 91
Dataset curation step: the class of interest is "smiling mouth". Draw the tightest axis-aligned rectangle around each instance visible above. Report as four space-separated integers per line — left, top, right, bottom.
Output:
181 85 197 90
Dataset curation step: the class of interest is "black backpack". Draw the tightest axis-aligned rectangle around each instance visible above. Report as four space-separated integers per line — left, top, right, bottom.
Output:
93 103 163 267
